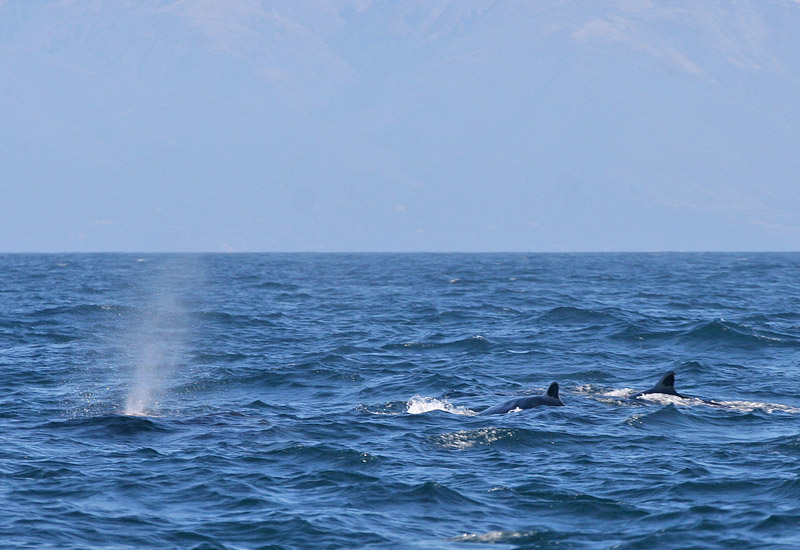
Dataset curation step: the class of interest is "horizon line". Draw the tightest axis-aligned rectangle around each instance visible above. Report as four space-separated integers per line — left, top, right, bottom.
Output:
1 250 798 255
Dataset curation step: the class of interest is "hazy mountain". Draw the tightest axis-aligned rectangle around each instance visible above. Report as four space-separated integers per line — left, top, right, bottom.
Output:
2 0 799 251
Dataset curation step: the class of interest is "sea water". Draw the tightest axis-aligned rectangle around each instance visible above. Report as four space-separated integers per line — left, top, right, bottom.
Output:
1 253 799 549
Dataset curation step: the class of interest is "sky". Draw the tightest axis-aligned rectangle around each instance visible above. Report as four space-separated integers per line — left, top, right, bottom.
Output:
1 0 799 252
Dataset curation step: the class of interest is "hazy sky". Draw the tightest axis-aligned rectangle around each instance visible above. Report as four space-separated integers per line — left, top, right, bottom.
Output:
1 0 799 252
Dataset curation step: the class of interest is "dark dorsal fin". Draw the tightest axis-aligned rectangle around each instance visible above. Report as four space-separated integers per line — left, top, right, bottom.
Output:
631 371 684 399
657 371 676 389
546 381 559 399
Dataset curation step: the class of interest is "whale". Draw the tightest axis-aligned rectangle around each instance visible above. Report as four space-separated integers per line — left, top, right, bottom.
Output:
478 382 564 415
630 371 688 399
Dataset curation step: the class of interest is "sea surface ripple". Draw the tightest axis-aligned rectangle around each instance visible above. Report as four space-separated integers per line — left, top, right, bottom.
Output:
1 253 799 549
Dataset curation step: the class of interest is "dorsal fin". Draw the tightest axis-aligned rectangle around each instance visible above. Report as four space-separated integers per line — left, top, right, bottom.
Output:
546 381 559 399
657 371 676 389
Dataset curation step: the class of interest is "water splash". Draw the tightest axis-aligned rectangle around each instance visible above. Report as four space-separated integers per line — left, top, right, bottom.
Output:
406 395 476 415
582 386 800 414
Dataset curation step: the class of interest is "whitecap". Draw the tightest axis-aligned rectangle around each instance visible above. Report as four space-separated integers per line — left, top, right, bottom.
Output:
448 530 536 543
406 395 476 416
588 387 800 414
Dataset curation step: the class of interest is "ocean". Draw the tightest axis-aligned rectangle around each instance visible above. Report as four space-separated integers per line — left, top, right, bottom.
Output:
1 253 799 549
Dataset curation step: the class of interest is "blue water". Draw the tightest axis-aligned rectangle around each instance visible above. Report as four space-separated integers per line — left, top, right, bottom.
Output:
2 253 799 549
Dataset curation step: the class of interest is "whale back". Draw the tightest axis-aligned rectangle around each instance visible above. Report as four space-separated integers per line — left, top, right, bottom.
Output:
478 381 564 415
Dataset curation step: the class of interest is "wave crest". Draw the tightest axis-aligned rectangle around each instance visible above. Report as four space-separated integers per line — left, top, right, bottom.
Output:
406 396 475 415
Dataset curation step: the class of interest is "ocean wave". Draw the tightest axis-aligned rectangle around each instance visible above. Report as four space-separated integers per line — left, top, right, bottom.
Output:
756 512 800 532
681 320 796 348
382 481 481 507
539 306 623 325
623 406 698 433
611 319 798 349
289 469 382 489
429 426 583 451
768 435 800 454
357 401 411 416
2 329 81 344
11 465 77 480
743 312 800 322
28 304 135 318
448 529 560 545
192 310 282 327
429 427 520 450
383 335 491 353
267 443 380 469
252 281 301 291
192 352 251 365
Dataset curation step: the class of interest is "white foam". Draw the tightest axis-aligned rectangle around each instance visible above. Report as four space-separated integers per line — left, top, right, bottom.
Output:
575 385 635 401
360 408 396 416
585 387 642 405
588 387 800 414
589 387 706 407
708 400 800 414
432 428 515 450
602 388 636 399
406 395 476 416
634 393 705 407
448 530 531 543
615 390 800 414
